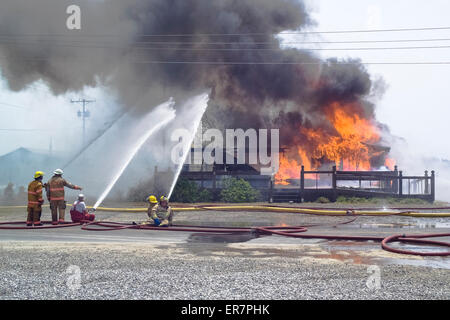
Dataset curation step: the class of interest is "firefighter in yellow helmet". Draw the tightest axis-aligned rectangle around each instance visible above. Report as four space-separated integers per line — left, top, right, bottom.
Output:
147 195 158 218
150 196 173 227
26 171 45 227
45 169 82 225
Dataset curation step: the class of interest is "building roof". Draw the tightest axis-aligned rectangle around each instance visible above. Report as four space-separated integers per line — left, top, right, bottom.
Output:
0 147 63 187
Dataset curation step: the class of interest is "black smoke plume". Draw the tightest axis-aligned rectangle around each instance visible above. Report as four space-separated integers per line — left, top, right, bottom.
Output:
0 0 381 146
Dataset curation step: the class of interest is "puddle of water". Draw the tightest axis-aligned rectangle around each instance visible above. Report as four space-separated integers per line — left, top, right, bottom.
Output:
312 249 450 269
343 222 450 229
380 257 450 269
187 232 262 244
176 221 266 228
318 241 450 269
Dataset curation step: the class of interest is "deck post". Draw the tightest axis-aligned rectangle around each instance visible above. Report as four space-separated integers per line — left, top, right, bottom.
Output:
393 165 398 193
269 175 274 203
332 165 337 201
300 165 305 203
399 171 403 197
424 170 429 194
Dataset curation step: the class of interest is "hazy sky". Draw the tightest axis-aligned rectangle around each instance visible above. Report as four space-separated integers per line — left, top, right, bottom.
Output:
1 0 450 162
300 0 450 161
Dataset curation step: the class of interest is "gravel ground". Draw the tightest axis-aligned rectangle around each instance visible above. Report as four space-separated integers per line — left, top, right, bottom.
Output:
1 204 449 300
0 241 449 300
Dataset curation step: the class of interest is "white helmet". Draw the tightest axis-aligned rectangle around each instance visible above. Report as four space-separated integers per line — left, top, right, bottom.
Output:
53 168 64 175
78 194 85 201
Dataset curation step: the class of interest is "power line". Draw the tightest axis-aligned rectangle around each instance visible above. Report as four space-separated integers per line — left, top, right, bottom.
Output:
3 40 450 52
2 54 450 65
1 26 450 38
136 26 450 36
129 61 450 65
0 102 27 109
4 37 450 46
0 129 42 131
114 38 450 45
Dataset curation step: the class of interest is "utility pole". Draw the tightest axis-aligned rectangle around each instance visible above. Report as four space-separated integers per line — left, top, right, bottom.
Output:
71 98 95 147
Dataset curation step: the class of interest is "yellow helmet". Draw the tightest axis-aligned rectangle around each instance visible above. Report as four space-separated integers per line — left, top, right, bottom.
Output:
148 195 158 204
160 196 169 202
34 171 44 179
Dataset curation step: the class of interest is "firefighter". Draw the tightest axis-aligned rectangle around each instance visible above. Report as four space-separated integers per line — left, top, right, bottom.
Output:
147 195 158 219
150 196 173 227
26 171 45 227
46 169 82 225
132 195 159 226
70 194 95 223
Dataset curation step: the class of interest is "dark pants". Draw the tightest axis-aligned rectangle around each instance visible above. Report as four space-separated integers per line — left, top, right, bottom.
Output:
27 206 42 224
50 200 66 222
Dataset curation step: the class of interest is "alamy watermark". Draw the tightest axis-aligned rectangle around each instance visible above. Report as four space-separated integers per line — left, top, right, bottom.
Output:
366 265 381 290
66 265 82 291
66 5 81 30
171 124 280 176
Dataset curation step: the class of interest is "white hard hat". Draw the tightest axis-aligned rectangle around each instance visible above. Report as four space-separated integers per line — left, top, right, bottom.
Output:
53 168 64 175
78 194 85 200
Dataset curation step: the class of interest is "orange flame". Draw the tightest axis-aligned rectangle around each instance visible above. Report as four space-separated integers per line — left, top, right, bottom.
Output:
275 102 392 184
384 157 396 170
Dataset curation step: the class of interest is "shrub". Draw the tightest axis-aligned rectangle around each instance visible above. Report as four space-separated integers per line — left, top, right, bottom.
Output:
220 177 260 203
315 196 330 203
170 178 212 203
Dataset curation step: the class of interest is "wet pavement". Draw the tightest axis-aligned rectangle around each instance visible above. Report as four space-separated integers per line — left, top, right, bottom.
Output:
0 206 449 270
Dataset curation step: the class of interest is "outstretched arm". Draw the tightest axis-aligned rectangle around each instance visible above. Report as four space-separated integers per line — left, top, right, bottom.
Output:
63 179 82 190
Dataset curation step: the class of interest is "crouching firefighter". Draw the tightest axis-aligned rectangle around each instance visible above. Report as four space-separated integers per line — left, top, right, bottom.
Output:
46 169 82 225
150 196 173 227
136 195 159 226
70 194 95 223
26 171 45 227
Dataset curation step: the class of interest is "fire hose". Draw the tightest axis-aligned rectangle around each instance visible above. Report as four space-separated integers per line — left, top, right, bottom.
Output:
0 220 449 257
82 220 450 256
3 204 450 217
91 204 450 217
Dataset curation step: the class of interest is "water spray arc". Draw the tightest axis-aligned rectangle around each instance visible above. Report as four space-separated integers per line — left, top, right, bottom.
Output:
167 94 209 200
93 99 176 209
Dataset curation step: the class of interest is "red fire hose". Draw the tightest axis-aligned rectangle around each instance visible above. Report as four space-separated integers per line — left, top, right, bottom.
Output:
0 218 449 257
0 221 83 229
80 219 450 257
382 233 450 256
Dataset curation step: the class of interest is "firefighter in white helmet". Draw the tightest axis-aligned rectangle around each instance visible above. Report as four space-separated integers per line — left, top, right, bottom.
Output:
45 168 82 225
150 196 173 227
70 194 95 223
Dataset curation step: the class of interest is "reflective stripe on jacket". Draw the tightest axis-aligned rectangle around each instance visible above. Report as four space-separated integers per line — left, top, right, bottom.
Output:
46 175 77 201
28 180 43 207
150 204 172 220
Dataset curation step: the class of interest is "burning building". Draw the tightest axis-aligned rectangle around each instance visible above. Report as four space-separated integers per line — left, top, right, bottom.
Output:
273 101 395 186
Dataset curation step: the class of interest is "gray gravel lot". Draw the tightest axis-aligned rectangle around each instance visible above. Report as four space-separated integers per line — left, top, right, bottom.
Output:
1 204 449 300
0 241 449 300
